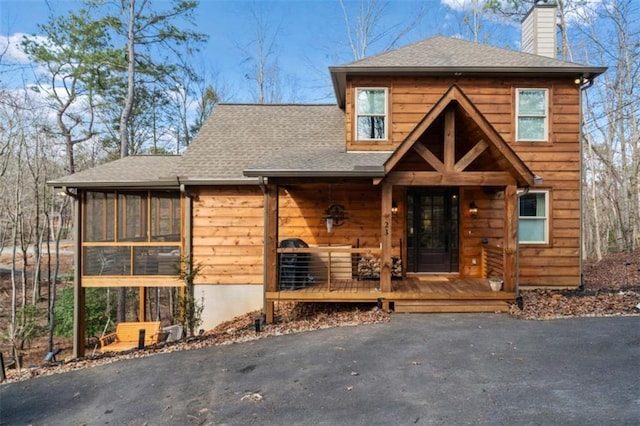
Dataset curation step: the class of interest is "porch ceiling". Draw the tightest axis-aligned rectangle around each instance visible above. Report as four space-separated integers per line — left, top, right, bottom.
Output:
380 84 535 187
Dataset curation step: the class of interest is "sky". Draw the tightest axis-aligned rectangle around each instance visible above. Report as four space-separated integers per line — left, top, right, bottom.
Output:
0 0 528 103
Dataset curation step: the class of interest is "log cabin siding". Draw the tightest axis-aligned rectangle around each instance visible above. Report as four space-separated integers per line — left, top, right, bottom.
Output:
192 183 405 286
277 183 403 256
192 186 265 284
345 76 581 288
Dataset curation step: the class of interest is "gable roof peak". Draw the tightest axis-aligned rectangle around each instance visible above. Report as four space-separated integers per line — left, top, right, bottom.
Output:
383 83 535 187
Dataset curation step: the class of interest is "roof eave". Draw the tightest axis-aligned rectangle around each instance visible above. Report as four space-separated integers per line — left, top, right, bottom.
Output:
243 169 385 178
179 178 260 186
48 176 263 188
48 180 181 189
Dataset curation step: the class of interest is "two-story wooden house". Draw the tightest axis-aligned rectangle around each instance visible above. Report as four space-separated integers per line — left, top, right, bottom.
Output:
52 3 604 356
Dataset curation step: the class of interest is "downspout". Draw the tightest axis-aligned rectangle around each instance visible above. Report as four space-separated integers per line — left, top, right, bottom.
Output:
61 186 78 199
515 187 529 310
258 176 268 323
577 77 591 291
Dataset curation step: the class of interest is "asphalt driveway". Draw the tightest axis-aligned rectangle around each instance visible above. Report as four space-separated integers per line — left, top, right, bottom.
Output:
1 314 639 425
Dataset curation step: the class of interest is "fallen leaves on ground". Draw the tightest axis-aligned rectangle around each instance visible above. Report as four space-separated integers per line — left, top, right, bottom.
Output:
4 253 640 385
509 288 640 320
2 303 390 384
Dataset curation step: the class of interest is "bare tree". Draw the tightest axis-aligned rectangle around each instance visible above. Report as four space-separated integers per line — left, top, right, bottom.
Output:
338 0 425 60
239 4 283 104
2 92 35 365
579 0 640 255
47 191 70 353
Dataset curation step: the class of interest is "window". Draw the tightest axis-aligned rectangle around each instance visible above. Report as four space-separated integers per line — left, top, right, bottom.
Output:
516 89 548 141
356 88 387 140
519 191 548 244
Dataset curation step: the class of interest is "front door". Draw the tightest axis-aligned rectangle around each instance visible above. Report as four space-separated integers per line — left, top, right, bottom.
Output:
407 188 459 273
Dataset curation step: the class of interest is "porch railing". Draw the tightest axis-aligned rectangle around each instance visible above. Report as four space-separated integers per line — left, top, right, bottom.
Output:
277 246 384 291
481 243 504 279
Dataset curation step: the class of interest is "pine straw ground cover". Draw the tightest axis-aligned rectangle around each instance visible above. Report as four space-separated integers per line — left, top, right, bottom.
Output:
3 253 640 384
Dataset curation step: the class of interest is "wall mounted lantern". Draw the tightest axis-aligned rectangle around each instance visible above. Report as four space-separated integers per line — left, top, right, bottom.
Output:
324 204 347 233
469 201 478 217
391 201 398 216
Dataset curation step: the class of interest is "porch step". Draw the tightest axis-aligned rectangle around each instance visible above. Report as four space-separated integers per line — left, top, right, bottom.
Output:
393 300 510 314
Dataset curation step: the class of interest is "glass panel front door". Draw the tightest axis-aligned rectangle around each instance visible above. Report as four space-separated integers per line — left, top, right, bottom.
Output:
407 188 459 273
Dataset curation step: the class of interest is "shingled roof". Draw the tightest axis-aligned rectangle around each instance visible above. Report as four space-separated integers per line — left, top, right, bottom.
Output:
49 155 182 188
179 103 374 182
330 35 606 107
50 35 606 188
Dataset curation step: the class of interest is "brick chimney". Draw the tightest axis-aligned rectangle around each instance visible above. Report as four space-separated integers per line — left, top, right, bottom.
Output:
521 1 557 58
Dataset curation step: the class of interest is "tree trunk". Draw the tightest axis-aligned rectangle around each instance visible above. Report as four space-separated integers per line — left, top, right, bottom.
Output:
119 0 136 158
586 134 603 260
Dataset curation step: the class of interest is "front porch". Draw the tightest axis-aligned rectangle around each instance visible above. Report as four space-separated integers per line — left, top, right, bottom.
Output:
259 86 536 321
267 245 513 314
267 275 514 313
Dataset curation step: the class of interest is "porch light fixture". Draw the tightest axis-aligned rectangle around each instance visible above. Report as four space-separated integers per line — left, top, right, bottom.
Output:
574 76 590 85
469 201 478 217
574 75 593 89
324 204 347 233
391 201 398 216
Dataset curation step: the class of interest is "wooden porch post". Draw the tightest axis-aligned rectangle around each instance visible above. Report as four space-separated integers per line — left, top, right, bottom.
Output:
138 287 147 322
380 183 393 295
503 185 517 292
72 193 85 358
265 182 279 323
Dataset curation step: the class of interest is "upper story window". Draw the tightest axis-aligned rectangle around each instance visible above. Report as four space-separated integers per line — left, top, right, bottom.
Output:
356 88 387 140
519 190 549 244
516 88 548 142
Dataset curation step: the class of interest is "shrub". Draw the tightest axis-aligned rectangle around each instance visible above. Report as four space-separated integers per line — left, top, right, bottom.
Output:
55 286 117 338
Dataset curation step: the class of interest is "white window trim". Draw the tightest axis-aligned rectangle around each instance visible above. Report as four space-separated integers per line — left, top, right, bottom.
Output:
515 88 549 142
355 87 388 141
518 190 549 244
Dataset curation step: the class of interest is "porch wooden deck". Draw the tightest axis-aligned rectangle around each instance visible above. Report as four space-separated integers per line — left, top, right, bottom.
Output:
266 275 515 313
